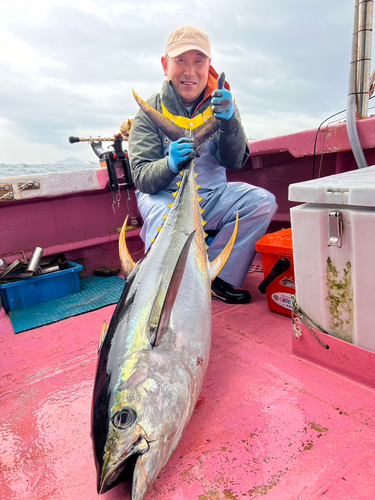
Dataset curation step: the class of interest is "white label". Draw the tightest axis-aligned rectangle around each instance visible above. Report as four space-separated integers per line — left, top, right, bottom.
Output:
271 292 294 310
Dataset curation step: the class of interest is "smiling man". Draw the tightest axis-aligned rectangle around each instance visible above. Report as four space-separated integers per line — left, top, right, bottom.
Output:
161 50 210 107
128 26 277 304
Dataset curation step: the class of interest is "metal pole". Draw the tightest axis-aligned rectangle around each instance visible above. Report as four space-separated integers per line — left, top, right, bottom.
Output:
357 0 373 118
347 0 368 168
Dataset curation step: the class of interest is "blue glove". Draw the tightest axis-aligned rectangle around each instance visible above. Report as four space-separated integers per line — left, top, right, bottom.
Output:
168 137 194 173
211 89 234 120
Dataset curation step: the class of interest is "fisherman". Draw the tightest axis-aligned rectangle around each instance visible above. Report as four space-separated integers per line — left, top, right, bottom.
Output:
128 26 277 304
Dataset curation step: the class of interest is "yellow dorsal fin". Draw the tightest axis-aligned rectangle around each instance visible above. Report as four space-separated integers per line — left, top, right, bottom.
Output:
180 171 184 176
151 237 155 244
168 203 173 209
157 225 163 232
198 196 203 203
195 173 198 178
202 220 207 226
172 191 178 198
98 320 109 352
209 212 239 281
119 216 136 278
162 215 167 220
176 181 181 187
196 185 201 190
204 232 208 238
200 208 205 214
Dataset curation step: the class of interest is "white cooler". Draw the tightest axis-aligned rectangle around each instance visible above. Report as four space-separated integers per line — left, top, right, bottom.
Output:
289 165 375 352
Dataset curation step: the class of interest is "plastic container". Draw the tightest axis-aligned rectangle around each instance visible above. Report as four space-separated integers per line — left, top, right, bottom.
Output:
289 165 375 352
255 228 295 316
0 261 82 311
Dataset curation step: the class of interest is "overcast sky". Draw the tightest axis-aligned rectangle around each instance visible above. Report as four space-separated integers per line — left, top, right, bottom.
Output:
0 0 371 164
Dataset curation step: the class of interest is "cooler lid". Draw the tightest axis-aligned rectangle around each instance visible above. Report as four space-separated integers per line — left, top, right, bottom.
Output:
288 164 375 207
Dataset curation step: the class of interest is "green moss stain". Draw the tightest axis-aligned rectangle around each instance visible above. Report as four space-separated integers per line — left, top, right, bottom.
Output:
309 422 329 433
325 257 353 343
199 491 238 500
249 480 278 496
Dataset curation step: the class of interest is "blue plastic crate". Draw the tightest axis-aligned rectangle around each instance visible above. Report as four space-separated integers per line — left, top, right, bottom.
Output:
0 261 83 311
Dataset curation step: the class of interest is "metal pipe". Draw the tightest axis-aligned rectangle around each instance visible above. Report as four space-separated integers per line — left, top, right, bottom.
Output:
25 247 44 276
346 0 370 168
41 265 61 275
357 0 373 118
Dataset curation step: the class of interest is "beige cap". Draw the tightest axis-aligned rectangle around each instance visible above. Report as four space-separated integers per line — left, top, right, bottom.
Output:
165 26 211 58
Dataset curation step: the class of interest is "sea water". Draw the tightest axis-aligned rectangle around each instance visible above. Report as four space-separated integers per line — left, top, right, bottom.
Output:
0 162 99 179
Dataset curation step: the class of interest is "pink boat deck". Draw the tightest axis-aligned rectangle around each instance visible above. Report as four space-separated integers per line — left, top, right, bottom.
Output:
3 119 375 499
1 270 375 500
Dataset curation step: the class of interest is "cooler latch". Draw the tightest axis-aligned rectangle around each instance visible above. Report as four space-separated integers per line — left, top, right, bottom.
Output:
328 210 343 248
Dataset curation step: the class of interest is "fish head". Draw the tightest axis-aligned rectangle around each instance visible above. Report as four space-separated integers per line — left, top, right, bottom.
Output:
96 354 187 498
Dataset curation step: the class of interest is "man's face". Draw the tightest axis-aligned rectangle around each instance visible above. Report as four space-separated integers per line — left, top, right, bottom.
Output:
161 50 211 106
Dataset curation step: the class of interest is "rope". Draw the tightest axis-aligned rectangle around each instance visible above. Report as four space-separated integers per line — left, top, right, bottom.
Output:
291 295 330 349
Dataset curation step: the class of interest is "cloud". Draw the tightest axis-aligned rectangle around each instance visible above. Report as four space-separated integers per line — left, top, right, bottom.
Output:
0 0 370 163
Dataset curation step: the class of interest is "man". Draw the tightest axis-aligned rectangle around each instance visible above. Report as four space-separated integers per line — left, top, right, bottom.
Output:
128 26 277 304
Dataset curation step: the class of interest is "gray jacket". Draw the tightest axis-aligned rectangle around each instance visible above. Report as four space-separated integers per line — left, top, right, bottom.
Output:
128 77 250 195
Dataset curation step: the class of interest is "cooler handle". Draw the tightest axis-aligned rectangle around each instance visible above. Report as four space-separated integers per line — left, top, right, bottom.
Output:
258 258 291 294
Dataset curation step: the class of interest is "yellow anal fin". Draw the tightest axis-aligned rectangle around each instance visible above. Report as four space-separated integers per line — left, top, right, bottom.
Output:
209 212 239 281
98 320 109 352
119 216 136 278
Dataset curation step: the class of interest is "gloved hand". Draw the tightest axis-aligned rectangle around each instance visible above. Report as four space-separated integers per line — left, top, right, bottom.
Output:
168 137 194 173
211 89 234 120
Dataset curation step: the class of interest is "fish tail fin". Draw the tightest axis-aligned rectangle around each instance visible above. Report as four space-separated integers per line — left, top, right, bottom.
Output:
132 89 187 142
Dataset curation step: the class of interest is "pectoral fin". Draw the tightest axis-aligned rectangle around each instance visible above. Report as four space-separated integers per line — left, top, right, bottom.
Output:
209 212 239 281
148 230 195 347
119 216 136 278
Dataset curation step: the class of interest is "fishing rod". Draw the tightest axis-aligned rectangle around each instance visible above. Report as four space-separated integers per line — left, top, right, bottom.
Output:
68 120 134 213
68 136 119 144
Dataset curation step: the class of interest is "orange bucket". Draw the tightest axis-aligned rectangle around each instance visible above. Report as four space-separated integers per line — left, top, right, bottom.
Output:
255 228 295 316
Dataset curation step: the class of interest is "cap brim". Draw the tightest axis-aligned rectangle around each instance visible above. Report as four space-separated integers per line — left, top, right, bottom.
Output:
167 45 211 58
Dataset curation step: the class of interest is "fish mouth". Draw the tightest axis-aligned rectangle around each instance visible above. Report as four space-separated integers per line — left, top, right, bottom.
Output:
98 436 150 494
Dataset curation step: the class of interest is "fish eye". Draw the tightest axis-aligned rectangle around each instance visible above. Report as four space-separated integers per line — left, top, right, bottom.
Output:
112 408 137 429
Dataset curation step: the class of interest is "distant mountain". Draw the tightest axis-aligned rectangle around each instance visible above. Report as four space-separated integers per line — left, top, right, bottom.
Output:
54 157 87 166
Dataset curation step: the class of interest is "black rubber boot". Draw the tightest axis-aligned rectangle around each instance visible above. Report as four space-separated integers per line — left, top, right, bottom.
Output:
211 277 252 304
